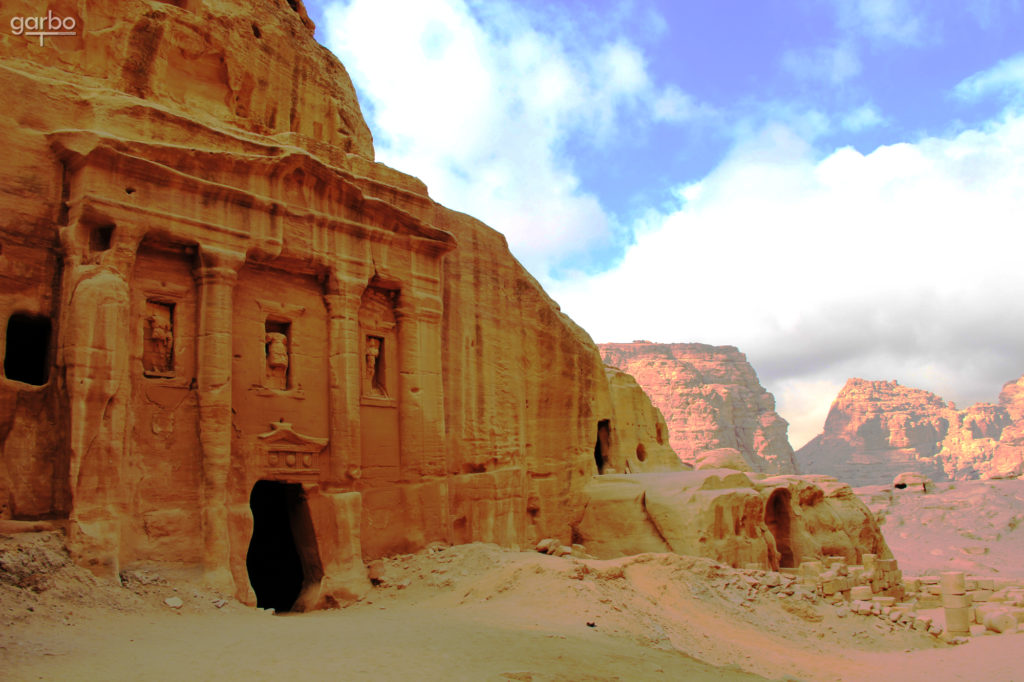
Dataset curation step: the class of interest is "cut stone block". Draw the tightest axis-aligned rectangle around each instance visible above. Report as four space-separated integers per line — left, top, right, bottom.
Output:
850 585 872 601
983 611 1017 634
940 572 966 595
942 593 972 609
945 606 971 634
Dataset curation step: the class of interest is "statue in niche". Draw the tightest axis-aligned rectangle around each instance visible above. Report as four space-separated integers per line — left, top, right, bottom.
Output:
264 331 289 390
143 302 174 374
364 335 387 397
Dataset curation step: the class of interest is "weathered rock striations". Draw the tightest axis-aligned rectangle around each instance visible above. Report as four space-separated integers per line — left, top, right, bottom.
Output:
796 378 1024 486
599 342 797 475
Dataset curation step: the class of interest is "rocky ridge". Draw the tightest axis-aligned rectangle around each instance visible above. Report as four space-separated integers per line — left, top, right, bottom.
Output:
795 377 1024 486
599 342 797 474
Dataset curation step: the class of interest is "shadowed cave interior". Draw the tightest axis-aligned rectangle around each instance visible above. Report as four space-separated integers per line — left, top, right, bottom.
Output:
765 488 795 570
246 480 317 613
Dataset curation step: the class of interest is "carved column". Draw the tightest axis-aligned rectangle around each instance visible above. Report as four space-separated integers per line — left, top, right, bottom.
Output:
324 272 364 483
193 245 244 590
395 292 446 478
59 224 141 579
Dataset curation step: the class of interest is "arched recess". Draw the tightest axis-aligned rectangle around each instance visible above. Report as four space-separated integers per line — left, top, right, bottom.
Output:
764 488 796 570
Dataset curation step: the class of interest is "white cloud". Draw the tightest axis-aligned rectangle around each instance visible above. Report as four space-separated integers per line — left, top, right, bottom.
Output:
782 42 861 85
320 0 705 279
549 111 1024 447
840 103 885 131
838 0 926 45
651 85 717 123
953 53 1024 103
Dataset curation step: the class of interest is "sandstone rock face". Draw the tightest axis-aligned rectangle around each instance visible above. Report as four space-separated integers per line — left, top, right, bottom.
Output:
796 378 1024 486
599 342 797 475
575 471 892 569
601 367 688 474
0 0 629 609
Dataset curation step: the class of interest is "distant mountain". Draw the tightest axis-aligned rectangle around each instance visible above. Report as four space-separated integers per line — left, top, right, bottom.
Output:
795 376 1024 486
598 342 797 474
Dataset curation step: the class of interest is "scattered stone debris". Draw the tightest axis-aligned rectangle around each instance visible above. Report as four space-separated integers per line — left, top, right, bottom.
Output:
535 538 594 559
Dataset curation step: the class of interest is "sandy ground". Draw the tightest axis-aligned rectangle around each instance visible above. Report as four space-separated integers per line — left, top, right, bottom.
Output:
856 478 1024 579
3 481 1024 682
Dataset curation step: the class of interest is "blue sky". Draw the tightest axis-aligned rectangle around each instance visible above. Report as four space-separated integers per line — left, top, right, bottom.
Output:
305 0 1024 447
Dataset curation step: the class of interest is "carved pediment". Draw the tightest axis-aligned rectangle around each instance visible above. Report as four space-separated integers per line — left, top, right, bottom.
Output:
257 421 327 480
257 420 328 450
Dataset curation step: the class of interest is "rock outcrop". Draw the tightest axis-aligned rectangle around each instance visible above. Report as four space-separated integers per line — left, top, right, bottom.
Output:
575 470 892 569
796 378 1024 486
599 342 797 474
601 367 689 474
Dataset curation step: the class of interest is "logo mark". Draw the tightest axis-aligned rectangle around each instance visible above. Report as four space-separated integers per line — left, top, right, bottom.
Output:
10 10 78 46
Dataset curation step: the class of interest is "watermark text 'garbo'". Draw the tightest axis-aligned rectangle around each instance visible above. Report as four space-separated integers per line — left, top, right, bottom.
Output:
10 11 78 46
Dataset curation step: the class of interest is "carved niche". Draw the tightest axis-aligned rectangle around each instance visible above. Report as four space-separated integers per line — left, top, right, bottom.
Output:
255 299 306 394
358 287 398 403
256 420 328 480
143 300 175 376
264 320 291 390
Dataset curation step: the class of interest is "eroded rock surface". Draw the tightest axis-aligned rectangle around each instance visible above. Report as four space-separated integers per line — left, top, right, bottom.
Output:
575 470 892 569
796 378 1024 486
600 367 688 475
599 342 797 474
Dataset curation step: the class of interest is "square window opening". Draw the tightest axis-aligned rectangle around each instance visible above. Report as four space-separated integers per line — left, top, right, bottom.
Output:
4 313 52 386
90 226 114 253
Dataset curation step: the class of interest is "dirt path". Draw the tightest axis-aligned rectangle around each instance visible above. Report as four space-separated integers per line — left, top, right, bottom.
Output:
2 604 767 681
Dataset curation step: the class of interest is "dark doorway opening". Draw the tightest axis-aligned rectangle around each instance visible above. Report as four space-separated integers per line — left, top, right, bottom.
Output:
764 488 795 571
594 419 611 475
4 314 52 385
246 480 322 613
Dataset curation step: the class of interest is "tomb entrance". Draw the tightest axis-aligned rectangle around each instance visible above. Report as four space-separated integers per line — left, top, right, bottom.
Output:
245 480 323 612
764 488 795 570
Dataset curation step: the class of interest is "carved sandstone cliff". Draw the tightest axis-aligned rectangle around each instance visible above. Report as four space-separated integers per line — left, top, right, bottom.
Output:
795 378 1024 486
0 0 631 608
599 342 797 475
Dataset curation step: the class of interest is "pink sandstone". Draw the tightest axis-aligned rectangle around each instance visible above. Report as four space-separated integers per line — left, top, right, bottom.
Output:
599 342 798 475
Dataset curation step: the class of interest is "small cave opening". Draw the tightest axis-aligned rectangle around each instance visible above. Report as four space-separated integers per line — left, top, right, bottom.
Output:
90 225 114 252
4 313 52 386
894 482 908 489
594 419 611 474
246 480 321 613
636 442 647 462
764 488 795 570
